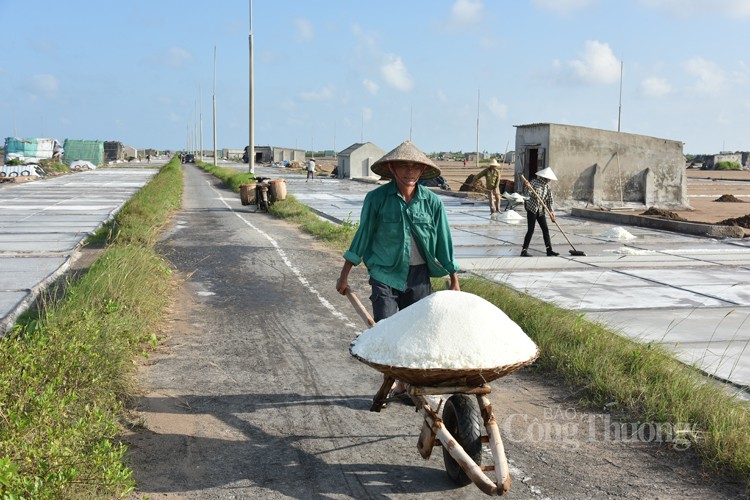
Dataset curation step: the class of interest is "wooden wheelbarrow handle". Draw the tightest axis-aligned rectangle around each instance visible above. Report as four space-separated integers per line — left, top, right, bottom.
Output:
343 288 390 411
344 287 376 327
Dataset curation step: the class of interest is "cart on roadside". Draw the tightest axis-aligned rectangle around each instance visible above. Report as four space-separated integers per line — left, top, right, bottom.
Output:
345 289 538 496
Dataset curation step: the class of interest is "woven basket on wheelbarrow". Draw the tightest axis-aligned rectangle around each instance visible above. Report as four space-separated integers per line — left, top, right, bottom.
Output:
350 347 540 387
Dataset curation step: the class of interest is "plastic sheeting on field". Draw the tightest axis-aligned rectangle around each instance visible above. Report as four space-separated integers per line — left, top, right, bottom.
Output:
62 139 103 166
3 137 61 163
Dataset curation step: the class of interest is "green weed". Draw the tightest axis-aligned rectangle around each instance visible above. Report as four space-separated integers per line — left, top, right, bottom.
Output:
0 157 182 498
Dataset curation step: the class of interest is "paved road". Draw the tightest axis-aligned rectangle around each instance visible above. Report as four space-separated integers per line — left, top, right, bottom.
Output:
248 163 750 392
127 164 745 498
0 164 160 331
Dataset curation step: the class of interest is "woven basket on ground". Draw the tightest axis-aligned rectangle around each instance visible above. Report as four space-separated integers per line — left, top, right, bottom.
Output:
350 348 540 387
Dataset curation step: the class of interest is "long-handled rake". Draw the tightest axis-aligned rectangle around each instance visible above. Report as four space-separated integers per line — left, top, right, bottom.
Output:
521 175 586 257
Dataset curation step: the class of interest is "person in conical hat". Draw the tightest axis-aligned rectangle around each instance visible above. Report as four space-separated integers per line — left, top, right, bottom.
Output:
337 140 460 396
521 166 559 257
474 158 503 219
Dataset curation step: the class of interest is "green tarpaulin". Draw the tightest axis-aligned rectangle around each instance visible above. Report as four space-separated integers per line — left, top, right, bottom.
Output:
62 139 103 166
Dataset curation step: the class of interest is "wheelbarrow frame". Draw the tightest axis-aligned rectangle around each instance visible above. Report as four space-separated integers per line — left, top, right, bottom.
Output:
345 288 520 496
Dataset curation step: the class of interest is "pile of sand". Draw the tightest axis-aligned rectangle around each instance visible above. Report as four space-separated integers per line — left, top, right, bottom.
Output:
641 207 688 221
351 290 538 369
714 194 745 203
718 214 750 229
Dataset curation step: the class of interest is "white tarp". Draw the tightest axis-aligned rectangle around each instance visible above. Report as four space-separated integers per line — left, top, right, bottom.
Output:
69 160 96 170
0 165 41 177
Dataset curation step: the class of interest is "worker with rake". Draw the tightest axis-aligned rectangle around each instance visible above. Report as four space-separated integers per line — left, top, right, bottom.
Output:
336 140 460 397
474 158 503 219
521 167 559 257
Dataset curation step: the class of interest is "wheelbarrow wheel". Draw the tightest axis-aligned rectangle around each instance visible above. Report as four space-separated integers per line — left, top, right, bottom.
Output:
442 394 482 486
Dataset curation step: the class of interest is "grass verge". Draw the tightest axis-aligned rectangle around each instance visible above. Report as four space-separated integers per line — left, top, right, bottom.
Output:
0 158 183 498
267 193 750 486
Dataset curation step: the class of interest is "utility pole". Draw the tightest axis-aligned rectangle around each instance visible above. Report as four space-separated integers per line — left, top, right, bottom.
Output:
409 105 413 142
199 84 203 162
617 60 623 132
213 46 218 166
476 89 480 169
248 0 255 173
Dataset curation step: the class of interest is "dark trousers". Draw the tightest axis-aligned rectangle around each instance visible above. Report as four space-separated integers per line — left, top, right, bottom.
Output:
369 264 431 322
306 171 314 180
523 211 552 250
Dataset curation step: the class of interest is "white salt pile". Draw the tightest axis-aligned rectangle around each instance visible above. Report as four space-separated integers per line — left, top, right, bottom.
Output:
613 247 655 255
498 209 523 222
599 227 636 240
351 290 538 369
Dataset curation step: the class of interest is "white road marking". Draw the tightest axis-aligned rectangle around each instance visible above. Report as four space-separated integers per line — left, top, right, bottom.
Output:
214 185 358 331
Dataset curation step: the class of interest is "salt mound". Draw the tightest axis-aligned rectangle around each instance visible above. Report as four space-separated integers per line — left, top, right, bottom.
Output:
613 247 654 255
351 290 538 369
498 209 523 221
599 226 636 240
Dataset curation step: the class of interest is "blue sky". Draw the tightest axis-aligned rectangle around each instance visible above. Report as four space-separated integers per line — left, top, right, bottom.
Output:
2 0 749 155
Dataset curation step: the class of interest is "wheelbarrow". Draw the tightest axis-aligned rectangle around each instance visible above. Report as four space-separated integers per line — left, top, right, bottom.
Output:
344 289 539 496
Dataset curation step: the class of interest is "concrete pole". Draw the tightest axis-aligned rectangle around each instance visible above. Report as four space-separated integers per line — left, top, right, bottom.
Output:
476 89 480 169
213 46 218 166
199 84 203 162
248 0 255 174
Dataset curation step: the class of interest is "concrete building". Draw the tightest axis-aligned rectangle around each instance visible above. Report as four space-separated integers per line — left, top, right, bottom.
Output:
705 152 743 169
514 123 687 209
336 142 385 179
244 146 305 164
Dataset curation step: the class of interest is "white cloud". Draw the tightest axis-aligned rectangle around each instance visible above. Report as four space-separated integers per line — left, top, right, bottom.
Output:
28 39 57 54
351 23 378 54
363 79 379 95
164 47 193 68
567 40 620 84
23 74 59 99
293 18 314 40
487 97 508 119
381 54 414 91
451 0 484 24
437 90 448 102
300 85 336 101
640 77 672 98
533 0 596 14
362 107 373 122
437 0 484 31
638 0 750 18
684 57 726 97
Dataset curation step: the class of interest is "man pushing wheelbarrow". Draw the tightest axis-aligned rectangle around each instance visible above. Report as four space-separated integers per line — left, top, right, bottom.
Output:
335 140 540 495
335 140 460 398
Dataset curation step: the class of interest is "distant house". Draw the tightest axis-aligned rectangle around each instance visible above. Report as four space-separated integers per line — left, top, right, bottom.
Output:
3 137 62 163
336 142 385 179
514 123 687 209
104 141 124 163
243 146 305 164
705 152 743 169
122 145 138 160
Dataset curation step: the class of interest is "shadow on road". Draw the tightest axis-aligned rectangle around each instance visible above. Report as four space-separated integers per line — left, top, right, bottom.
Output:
124 392 460 498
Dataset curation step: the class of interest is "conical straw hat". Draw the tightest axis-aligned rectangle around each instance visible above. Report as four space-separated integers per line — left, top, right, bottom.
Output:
371 140 441 180
536 167 558 181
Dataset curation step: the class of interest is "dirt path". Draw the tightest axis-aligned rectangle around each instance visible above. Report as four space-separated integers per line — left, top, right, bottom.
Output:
122 165 746 498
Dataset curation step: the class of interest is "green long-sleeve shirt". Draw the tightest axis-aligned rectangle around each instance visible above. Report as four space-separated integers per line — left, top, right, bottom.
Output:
344 181 459 291
474 167 500 190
